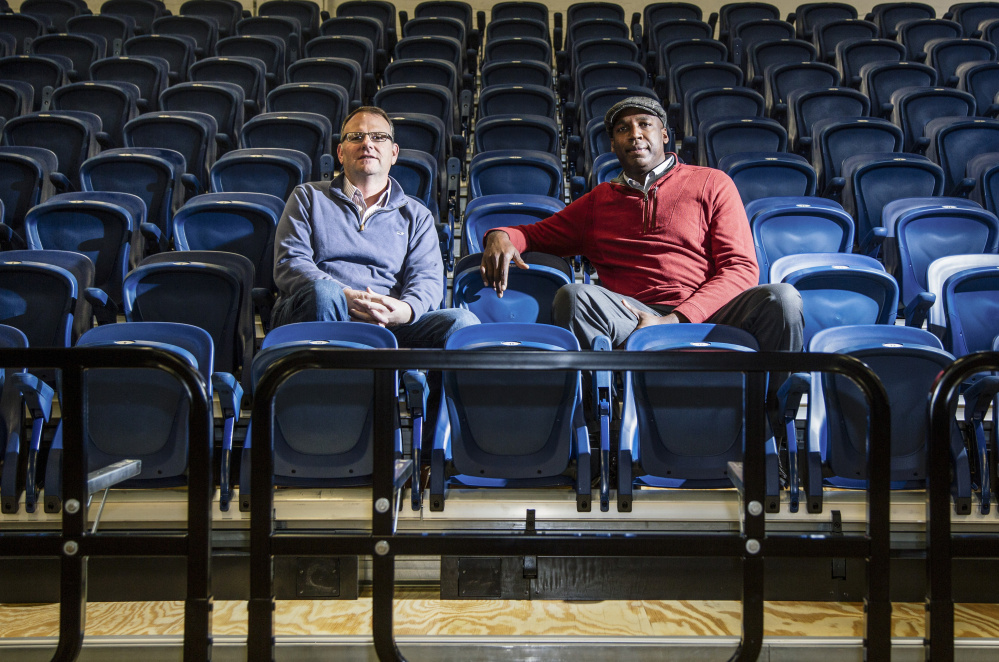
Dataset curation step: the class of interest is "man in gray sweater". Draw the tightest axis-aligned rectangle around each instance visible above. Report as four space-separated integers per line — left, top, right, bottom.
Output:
272 106 477 346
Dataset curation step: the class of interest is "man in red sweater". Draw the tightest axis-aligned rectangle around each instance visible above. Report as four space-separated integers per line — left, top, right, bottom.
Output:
480 96 803 353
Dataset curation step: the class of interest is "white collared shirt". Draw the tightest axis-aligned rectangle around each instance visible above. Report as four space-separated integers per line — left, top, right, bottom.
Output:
343 176 392 225
621 154 676 194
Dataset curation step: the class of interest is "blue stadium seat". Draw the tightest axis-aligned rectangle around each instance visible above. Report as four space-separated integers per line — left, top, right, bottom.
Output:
834 38 906 87
967 151 999 215
151 14 217 60
895 17 962 61
789 325 971 514
617 323 781 512
460 193 564 254
0 54 69 110
451 251 573 324
924 37 998 87
101 0 166 36
956 60 999 117
859 60 937 117
90 54 169 112
0 146 58 247
0 249 93 347
746 37 817 89
124 110 218 196
813 18 879 62
696 116 788 168
216 35 287 90
1 110 101 191
924 116 999 196
428 323 593 512
743 196 855 283
810 116 903 196
467 150 563 200
239 111 332 181
868 2 935 39
124 34 197 85
763 60 840 125
890 86 976 153
786 86 869 156
160 81 245 155
51 80 140 149
29 33 106 83
681 85 765 162
770 252 899 346
792 2 858 40
210 148 311 201
718 152 817 203
188 55 267 119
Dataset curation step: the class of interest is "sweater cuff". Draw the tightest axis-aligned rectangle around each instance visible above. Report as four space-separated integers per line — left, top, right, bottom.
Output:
489 226 530 253
403 296 428 324
672 302 706 324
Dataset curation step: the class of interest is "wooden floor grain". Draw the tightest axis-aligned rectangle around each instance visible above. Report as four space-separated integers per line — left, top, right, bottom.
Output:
4 597 999 639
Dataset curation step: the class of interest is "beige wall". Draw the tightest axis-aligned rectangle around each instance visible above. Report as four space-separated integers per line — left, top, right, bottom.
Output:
11 1 959 29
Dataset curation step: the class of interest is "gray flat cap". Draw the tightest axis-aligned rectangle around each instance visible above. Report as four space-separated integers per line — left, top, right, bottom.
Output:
604 96 669 135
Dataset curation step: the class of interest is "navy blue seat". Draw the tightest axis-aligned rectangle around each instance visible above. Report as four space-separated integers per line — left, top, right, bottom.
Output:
481 36 551 64
586 151 621 192
925 37 999 87
29 33 105 83
24 190 145 305
485 17 548 44
216 35 287 91
813 18 879 63
383 57 462 100
151 14 217 61
770 252 899 345
810 116 903 196
477 83 556 120
718 152 817 203
68 14 134 54
667 61 744 131
124 110 218 197
655 38 728 97
2 110 101 191
925 116 999 196
890 85 976 153
189 55 267 119
789 325 970 514
573 84 658 143
743 196 855 283
171 192 284 318
957 61 999 117
0 146 57 247
834 38 906 87
968 151 999 215
305 35 373 76
452 251 573 324
0 54 69 111
473 114 559 157
335 0 397 53
124 34 197 86
746 37 817 88
80 146 188 253
841 152 945 255
0 14 47 55
879 198 999 324
460 193 564 254
101 0 165 36
21 0 84 33
160 81 245 155
89 54 169 112
180 0 241 38
859 60 937 117
51 80 140 149
730 18 796 72
239 111 332 181
286 57 366 107
259 0 321 45
645 18 713 71
0 249 93 347
374 82 462 142
719 2 781 44
234 321 404 508
0 80 34 121
210 148 310 201
696 116 788 168
763 60 840 125
681 86 766 162
266 82 348 136
896 17 962 62
467 150 563 200
42 321 241 512
479 58 552 88
492 1 549 24
787 86 869 156
429 323 593 512
125 250 256 392
868 2 935 39
793 2 858 40
618 323 781 512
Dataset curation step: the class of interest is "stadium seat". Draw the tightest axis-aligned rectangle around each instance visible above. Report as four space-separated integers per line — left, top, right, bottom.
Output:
124 110 218 196
210 148 311 201
718 151 817 203
451 251 573 324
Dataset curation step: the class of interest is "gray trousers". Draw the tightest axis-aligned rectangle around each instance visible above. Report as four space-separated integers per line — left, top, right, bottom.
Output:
551 282 804 352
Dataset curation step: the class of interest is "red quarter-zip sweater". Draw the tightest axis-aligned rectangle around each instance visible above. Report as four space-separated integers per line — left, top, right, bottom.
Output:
496 158 759 323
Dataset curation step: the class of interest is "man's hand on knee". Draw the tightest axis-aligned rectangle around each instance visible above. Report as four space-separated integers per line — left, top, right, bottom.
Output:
622 300 684 330
480 230 529 298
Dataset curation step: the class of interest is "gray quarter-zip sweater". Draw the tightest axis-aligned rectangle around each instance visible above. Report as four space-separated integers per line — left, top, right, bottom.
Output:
273 175 443 322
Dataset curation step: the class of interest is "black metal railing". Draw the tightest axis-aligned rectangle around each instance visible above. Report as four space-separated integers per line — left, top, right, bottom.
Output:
247 348 893 662
926 350 999 662
0 347 213 662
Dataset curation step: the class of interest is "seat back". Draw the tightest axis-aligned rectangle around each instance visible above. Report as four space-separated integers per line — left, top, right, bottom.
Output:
210 147 310 201
763 60 840 121
29 33 106 83
266 82 348 135
897 18 962 61
160 81 245 155
0 14 47 55
957 61 999 116
126 250 255 389
926 37 998 87
0 55 68 111
286 57 363 103
938 260 999 355
474 114 560 157
811 117 903 190
239 111 332 181
771 252 899 344
51 80 140 148
835 38 906 86
151 14 217 60
620 323 768 491
482 36 551 64
807 325 963 491
441 322 583 481
926 116 999 194
0 254 78 347
452 251 573 324
746 196 855 283
124 110 218 194
871 2 935 39
746 38 817 87
180 0 241 38
478 83 556 120
188 56 267 118
70 321 213 486
925 254 999 340
467 150 563 199
170 191 284 292
1 110 101 187
968 151 999 215
0 146 57 239
697 116 788 168
259 0 321 44
841 153 945 246
891 86 977 152
80 146 185 251
25 191 144 303
718 151 817 203
460 193 565 255
795 2 858 40
101 0 165 36
123 34 197 85
787 87 870 154
859 60 938 117
813 18 879 62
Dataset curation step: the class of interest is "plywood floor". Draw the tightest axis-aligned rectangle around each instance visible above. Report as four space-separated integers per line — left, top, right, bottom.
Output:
3 594 999 639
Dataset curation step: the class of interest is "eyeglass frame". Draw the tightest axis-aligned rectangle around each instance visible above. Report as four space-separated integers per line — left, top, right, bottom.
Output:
341 131 395 143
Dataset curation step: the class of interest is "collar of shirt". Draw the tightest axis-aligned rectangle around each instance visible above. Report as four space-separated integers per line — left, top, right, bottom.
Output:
621 154 676 194
342 176 392 224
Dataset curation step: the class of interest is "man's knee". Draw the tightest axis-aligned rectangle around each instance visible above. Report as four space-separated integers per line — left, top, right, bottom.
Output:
765 282 803 319
552 283 591 328
273 280 348 327
438 308 479 338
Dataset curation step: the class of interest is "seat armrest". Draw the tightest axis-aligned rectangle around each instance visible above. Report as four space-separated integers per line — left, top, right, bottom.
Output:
84 287 119 325
903 292 935 328
12 372 54 421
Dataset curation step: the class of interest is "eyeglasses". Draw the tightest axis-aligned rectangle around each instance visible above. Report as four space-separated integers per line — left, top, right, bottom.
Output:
342 131 393 143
